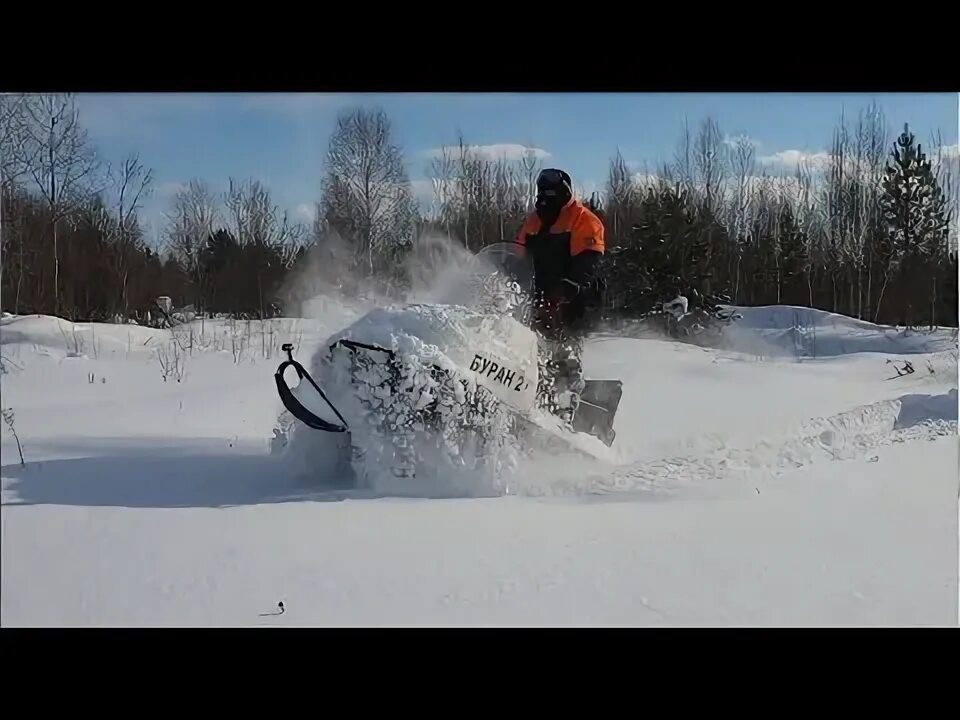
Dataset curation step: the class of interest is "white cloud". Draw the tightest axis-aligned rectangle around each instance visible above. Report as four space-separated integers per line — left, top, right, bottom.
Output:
424 143 550 162
723 134 761 149
760 143 960 179
632 172 664 189
930 143 959 161
759 149 832 169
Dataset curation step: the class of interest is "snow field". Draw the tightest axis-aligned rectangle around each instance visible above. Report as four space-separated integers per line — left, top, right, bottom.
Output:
1 304 957 625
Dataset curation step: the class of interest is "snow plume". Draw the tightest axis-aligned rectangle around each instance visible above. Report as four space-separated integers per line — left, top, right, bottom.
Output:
277 230 377 320
273 233 544 496
281 227 519 324
401 232 486 306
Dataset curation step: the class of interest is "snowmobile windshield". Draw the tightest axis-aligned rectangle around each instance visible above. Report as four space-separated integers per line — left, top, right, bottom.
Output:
436 241 534 322
473 242 533 293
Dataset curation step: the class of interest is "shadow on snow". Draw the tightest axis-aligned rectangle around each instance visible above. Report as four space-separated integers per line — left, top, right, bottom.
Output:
0 438 392 509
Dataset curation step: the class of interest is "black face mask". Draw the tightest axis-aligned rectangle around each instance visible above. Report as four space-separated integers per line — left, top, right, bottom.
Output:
535 170 572 226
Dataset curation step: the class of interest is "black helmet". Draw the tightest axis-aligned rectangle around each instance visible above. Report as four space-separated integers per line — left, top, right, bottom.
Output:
536 169 573 225
536 168 573 197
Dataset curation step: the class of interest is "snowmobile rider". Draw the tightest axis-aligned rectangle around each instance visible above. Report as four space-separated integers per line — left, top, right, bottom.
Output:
515 168 606 340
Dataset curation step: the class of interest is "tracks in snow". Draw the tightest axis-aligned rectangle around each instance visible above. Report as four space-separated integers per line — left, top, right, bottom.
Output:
584 389 958 498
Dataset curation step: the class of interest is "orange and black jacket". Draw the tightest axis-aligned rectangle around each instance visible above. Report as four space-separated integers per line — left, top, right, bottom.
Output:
516 197 605 301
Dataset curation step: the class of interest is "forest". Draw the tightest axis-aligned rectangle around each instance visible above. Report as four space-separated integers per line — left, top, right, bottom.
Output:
1 94 956 329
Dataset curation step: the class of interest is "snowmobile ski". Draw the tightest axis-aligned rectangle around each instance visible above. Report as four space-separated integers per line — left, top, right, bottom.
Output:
275 343 350 433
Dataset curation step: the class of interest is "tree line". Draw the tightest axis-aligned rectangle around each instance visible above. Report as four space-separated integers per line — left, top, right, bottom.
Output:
597 110 957 328
1 94 956 328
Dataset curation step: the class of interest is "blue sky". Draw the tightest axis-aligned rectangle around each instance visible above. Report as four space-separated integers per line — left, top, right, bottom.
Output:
74 92 959 242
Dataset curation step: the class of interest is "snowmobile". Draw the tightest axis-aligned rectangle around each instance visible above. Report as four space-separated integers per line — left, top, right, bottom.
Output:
272 242 622 492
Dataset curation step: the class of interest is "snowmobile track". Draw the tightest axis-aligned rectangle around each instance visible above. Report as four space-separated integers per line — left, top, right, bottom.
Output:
584 390 957 498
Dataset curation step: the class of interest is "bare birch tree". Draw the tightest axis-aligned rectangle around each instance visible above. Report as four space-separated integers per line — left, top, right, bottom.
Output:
16 93 102 315
519 148 541 211
428 147 456 238
321 107 415 280
850 102 887 319
454 138 481 250
694 117 728 214
605 150 636 243
728 136 756 302
164 179 219 314
672 117 695 195
0 95 31 190
225 178 303 257
224 177 305 317
90 153 154 316
930 129 958 254
0 95 31 310
821 112 853 313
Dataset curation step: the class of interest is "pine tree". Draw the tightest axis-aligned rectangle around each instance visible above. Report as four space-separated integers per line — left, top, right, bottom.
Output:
601 184 733 320
879 123 950 263
876 123 952 323
776 202 809 306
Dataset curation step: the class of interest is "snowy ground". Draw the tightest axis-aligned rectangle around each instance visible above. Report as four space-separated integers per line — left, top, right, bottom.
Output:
1 304 957 626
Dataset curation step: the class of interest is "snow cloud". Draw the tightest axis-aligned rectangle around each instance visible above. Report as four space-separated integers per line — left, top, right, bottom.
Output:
424 143 550 162
293 202 317 224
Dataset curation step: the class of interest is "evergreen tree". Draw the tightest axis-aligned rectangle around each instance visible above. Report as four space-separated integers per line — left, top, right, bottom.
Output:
600 184 733 320
879 123 951 263
776 202 809 306
876 124 952 323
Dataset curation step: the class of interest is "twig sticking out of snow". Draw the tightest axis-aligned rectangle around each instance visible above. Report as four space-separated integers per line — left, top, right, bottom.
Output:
258 601 285 617
156 340 186 382
58 320 85 357
884 358 916 380
2 408 25 467
261 321 281 360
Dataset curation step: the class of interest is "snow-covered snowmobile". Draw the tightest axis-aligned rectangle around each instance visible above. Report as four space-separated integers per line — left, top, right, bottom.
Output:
272 242 622 493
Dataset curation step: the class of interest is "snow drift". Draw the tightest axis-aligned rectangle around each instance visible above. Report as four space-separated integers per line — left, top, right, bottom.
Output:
711 304 958 358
